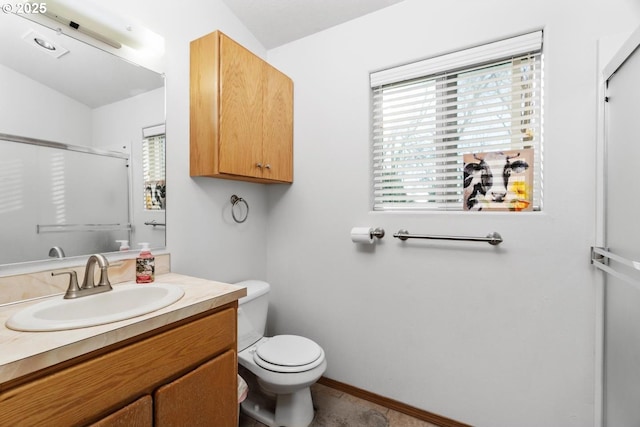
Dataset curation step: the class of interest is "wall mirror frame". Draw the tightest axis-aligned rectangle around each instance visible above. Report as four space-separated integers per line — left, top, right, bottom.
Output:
0 10 166 274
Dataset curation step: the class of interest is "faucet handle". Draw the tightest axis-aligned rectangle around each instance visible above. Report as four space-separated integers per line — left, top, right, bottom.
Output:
52 271 81 299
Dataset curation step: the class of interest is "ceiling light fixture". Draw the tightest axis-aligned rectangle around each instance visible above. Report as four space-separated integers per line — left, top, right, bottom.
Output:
39 0 164 55
34 37 56 51
43 11 122 49
22 30 69 58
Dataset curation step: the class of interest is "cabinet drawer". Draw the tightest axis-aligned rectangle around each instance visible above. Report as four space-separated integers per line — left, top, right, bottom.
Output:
0 307 236 426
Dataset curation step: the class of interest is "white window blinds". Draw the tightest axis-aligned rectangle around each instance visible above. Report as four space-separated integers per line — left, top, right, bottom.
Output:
370 31 543 211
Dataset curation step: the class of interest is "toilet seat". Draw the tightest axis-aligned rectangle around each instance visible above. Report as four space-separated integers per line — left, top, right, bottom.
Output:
254 335 324 373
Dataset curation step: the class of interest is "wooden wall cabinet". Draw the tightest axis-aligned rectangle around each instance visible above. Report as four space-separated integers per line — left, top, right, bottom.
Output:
190 30 294 183
0 305 238 427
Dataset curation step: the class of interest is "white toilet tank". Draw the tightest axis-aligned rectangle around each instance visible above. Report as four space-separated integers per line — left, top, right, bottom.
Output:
236 280 270 351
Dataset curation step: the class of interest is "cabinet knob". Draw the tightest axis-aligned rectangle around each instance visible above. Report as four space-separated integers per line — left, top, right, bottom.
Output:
256 163 263 168
265 164 271 169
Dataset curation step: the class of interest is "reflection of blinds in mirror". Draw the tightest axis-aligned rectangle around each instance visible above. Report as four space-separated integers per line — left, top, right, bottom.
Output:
142 133 166 211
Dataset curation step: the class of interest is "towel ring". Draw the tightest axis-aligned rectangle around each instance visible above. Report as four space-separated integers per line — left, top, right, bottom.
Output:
230 195 249 223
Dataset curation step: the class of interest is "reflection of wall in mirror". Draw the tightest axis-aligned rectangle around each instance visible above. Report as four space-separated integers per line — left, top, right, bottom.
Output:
92 87 165 250
0 65 165 263
0 63 126 264
0 63 92 145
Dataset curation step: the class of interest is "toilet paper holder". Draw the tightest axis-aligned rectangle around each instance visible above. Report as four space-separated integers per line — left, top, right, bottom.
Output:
351 227 385 240
370 228 385 239
350 227 385 244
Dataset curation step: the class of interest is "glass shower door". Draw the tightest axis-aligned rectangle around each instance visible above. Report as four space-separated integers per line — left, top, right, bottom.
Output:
602 32 640 427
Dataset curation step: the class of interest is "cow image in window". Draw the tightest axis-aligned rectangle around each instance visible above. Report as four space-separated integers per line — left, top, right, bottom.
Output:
463 149 533 211
145 180 166 210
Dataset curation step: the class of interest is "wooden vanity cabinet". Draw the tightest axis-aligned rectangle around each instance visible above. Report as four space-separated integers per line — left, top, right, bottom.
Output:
0 304 238 427
154 350 236 426
90 395 153 427
190 30 294 183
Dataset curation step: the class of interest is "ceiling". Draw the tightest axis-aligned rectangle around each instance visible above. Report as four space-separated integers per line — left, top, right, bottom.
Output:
0 1 405 108
220 0 405 49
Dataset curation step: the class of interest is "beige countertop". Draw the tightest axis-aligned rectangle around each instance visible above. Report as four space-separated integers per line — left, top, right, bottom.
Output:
0 273 246 384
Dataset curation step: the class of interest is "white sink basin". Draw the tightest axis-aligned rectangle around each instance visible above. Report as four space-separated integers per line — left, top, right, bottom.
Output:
6 283 185 332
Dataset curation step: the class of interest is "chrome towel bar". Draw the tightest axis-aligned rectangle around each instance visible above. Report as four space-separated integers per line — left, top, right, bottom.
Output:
591 246 640 270
591 246 640 290
144 220 166 227
393 229 503 246
37 223 131 233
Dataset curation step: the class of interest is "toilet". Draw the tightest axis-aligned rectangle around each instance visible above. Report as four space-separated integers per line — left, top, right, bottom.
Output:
236 280 327 427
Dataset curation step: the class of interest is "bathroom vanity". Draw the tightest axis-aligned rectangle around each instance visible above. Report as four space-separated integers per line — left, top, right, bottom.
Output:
0 273 246 426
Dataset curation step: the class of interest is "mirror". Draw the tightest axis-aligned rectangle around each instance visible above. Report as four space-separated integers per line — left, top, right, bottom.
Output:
0 12 165 267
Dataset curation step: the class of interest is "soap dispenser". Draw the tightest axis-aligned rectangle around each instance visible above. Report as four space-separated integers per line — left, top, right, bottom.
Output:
136 243 155 284
116 240 130 251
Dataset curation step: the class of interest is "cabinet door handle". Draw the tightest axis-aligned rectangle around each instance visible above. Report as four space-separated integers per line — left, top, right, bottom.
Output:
256 163 263 168
265 164 271 169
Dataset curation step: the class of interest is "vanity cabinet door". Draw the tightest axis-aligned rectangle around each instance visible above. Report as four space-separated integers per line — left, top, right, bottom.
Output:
89 395 152 427
154 349 237 427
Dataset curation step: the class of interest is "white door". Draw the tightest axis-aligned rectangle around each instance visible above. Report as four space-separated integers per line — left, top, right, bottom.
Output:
601 29 640 427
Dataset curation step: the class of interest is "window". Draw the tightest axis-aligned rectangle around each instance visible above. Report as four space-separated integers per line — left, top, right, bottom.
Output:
142 125 166 210
370 31 543 211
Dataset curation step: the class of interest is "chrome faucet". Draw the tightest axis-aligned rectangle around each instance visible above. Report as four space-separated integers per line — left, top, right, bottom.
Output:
52 254 113 299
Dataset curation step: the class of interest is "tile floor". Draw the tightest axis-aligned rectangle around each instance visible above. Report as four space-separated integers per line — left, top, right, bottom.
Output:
238 371 438 427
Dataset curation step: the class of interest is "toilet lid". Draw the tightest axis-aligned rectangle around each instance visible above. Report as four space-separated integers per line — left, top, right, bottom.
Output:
254 335 324 372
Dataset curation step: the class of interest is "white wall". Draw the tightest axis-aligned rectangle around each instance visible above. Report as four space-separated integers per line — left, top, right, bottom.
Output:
94 0 271 283
264 1 640 426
